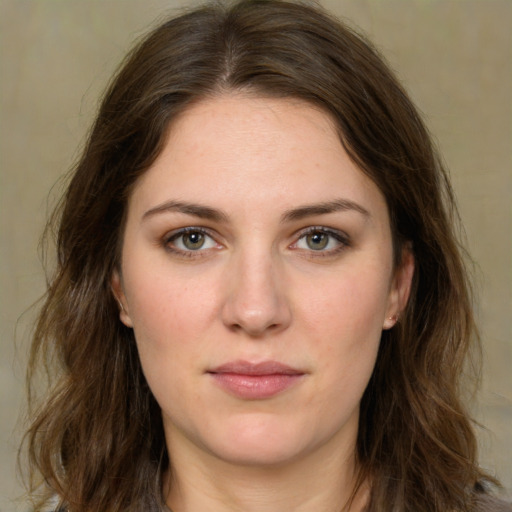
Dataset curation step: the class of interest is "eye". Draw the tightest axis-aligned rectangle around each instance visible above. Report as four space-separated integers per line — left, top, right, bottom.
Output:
302 231 330 251
166 228 218 252
293 227 348 254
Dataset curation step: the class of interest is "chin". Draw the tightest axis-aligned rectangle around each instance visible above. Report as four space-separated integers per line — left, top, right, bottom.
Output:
197 413 326 468
210 439 308 468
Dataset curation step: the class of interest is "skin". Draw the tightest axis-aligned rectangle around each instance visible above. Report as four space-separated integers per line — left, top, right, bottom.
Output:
112 95 414 512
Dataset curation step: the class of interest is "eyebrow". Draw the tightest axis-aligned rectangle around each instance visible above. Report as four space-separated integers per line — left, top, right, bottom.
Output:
142 200 229 223
142 198 370 223
280 199 371 222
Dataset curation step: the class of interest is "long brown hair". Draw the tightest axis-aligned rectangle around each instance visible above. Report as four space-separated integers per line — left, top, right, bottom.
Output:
23 1 499 510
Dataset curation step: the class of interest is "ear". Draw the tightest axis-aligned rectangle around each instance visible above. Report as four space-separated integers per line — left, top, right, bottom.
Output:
111 269 134 328
383 244 414 330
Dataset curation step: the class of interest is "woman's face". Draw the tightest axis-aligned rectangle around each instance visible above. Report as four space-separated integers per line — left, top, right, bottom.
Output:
113 95 413 468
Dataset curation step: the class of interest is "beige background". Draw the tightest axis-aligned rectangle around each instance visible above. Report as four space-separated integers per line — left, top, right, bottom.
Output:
1 0 510 510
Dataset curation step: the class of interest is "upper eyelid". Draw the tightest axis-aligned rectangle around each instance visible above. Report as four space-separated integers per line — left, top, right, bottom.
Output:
166 226 215 239
294 225 349 240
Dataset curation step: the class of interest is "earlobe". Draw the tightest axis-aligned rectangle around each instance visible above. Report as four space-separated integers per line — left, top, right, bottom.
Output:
111 270 134 328
383 313 399 330
383 245 415 330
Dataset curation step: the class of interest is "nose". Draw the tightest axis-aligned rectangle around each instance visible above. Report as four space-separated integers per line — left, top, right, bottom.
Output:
221 249 292 337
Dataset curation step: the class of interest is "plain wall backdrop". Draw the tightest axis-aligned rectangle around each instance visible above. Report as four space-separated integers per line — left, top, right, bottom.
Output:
1 1 510 510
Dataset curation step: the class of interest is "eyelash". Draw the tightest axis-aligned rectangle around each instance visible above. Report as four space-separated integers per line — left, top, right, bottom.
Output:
162 226 350 259
164 227 218 259
292 226 350 258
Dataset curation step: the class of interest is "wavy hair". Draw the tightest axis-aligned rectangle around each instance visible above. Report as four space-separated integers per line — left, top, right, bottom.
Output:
23 1 499 511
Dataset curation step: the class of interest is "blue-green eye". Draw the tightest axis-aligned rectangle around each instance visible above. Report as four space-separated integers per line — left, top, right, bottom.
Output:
167 228 217 252
304 231 329 250
295 228 347 252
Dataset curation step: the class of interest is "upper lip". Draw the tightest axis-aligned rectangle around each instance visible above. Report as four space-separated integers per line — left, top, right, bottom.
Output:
208 360 304 376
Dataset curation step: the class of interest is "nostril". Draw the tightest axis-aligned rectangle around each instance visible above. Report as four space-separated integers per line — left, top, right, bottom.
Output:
227 320 281 337
228 322 242 332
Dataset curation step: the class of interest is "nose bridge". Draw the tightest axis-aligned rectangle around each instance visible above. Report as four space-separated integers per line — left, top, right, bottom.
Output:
221 242 291 336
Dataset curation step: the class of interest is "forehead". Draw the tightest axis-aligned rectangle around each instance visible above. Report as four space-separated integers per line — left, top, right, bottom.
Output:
127 94 388 223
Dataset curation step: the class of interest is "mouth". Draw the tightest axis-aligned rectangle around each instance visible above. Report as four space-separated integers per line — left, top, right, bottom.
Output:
207 360 305 400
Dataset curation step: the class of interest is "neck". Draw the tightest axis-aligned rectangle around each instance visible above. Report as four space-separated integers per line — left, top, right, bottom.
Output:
163 428 368 512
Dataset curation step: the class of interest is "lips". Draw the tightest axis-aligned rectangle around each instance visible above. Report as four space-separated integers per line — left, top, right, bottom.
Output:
208 360 305 400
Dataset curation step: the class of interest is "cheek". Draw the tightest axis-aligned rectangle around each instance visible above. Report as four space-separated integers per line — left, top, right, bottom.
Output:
123 268 216 392
128 287 206 419
126 262 216 340
300 265 390 341
297 266 389 388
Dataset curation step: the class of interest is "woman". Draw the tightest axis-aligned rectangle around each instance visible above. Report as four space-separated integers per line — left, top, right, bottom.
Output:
23 1 509 511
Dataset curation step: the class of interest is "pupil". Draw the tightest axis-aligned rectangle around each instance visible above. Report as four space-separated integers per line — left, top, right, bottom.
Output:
184 232 204 249
307 232 328 250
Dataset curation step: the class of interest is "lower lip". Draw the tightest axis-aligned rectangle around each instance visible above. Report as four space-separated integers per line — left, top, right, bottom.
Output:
209 372 304 400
